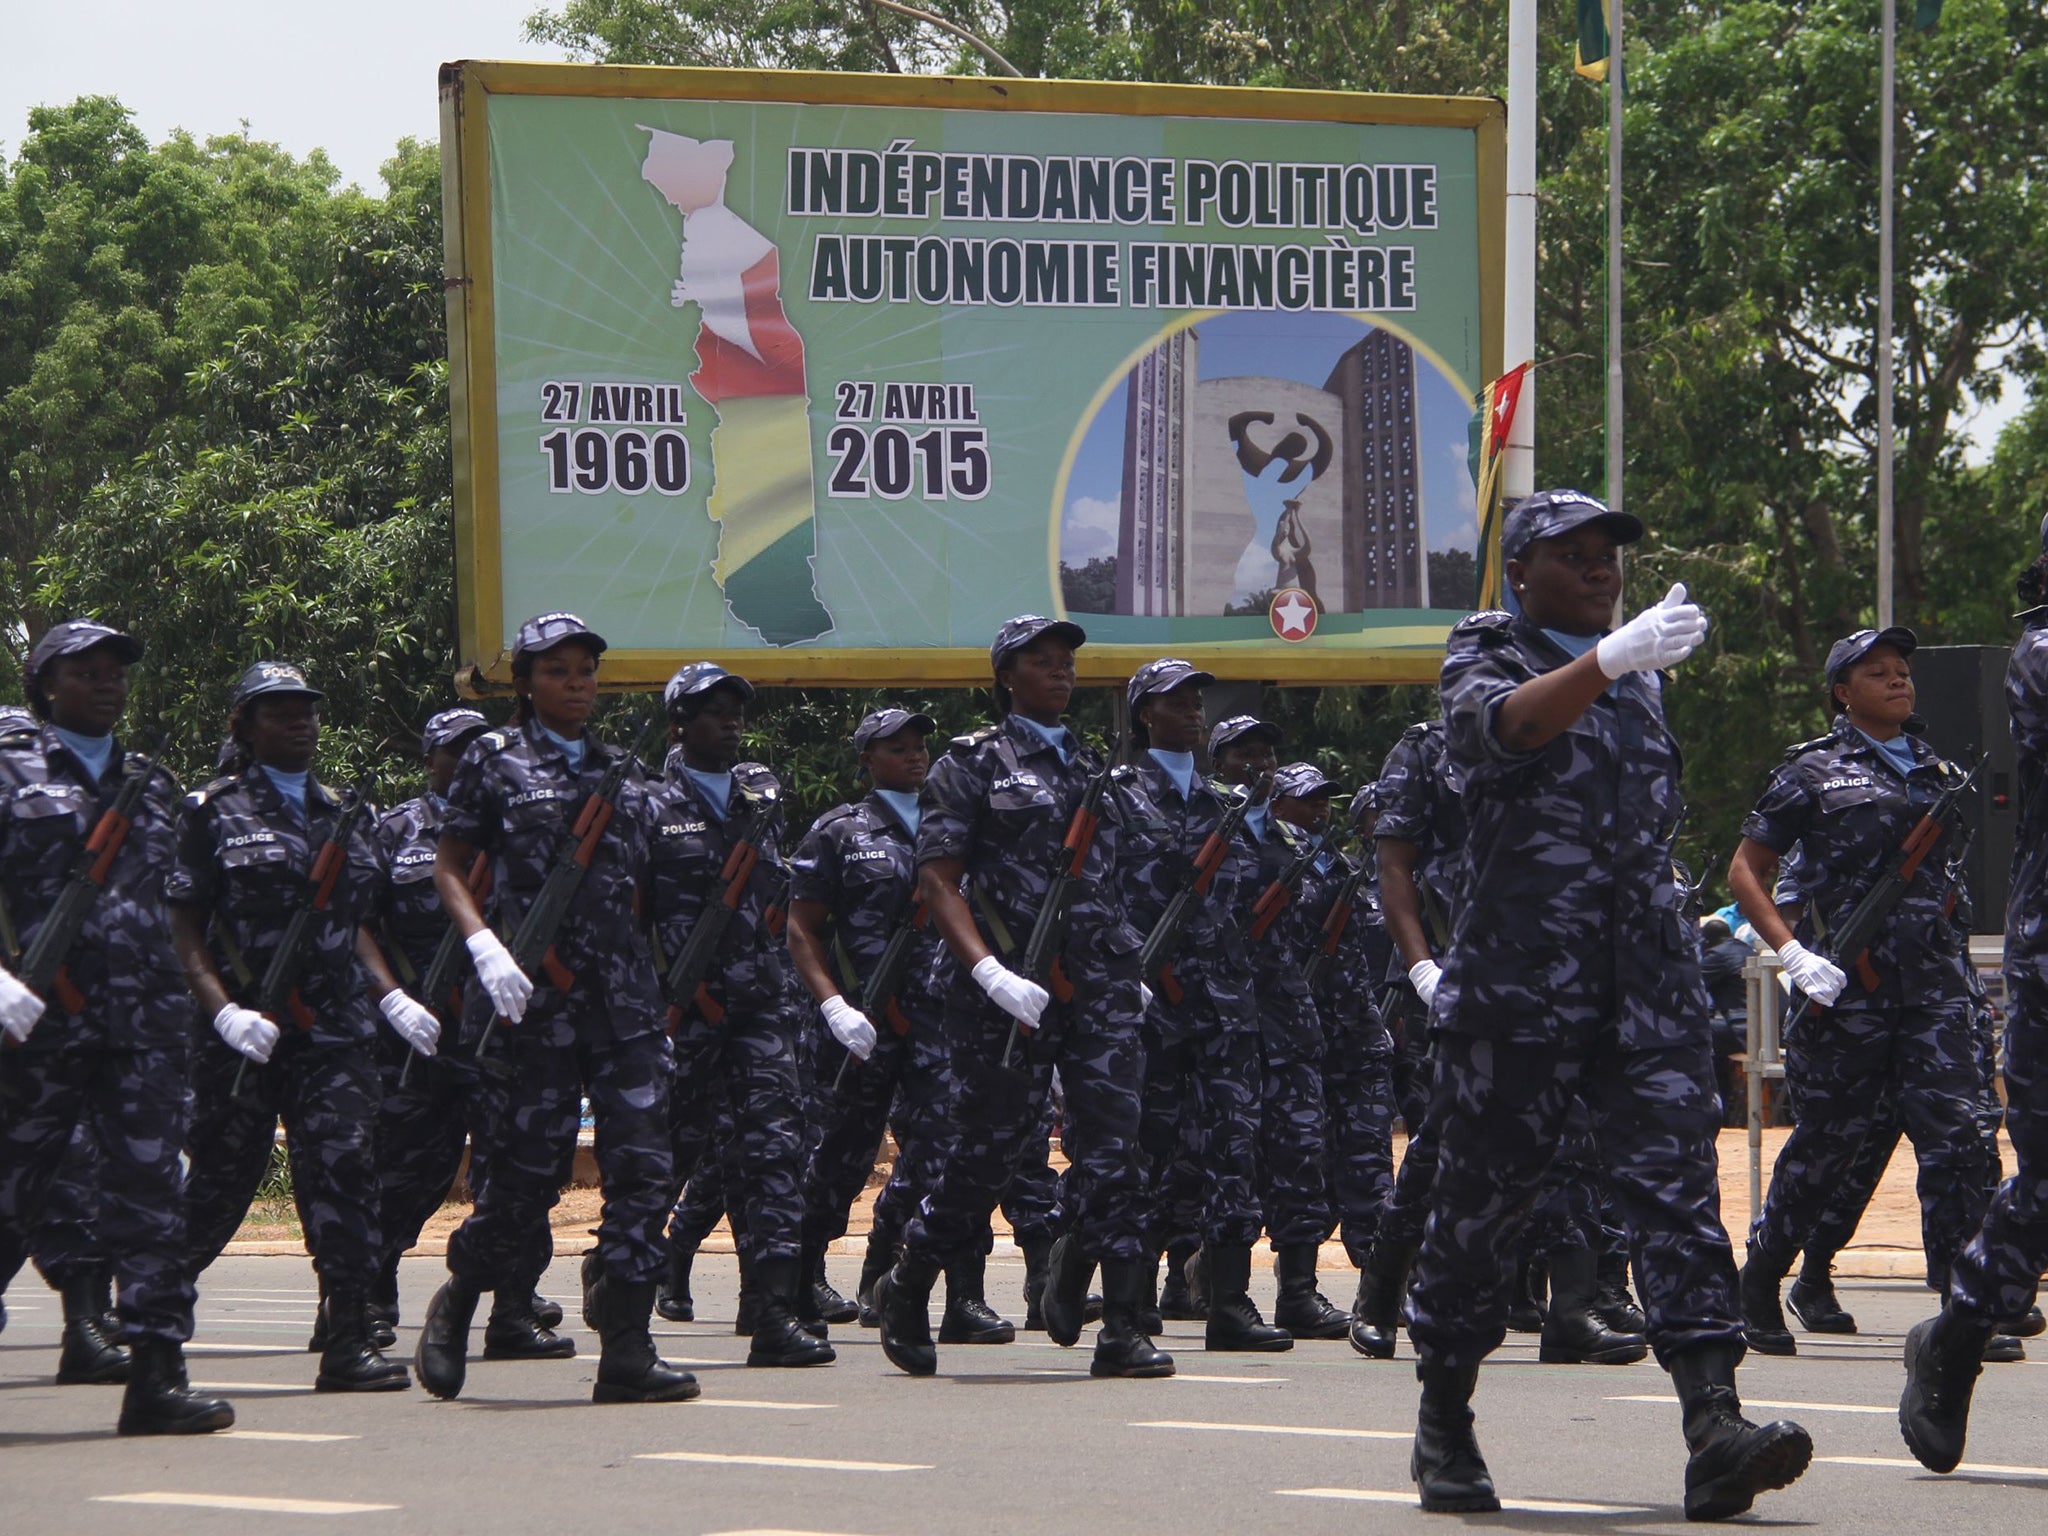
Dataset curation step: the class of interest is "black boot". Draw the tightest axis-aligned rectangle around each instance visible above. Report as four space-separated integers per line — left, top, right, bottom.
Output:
1136 1250 1165 1336
1506 1253 1546 1333
734 1249 759 1337
1412 1360 1499 1513
316 1287 411 1392
1900 1306 1994 1472
1595 1247 1649 1334
1204 1243 1292 1353
1738 1240 1797 1356
586 1270 699 1403
484 1287 577 1360
94 1269 120 1336
1183 1245 1210 1316
1020 1237 1053 1331
748 1256 837 1367
2001 1304 2046 1338
370 1268 401 1350
1043 1233 1097 1348
1670 1342 1813 1519
875 1252 941 1376
117 1338 235 1436
531 1291 563 1330
812 1247 859 1324
939 1253 1016 1344
56 1275 131 1385
1539 1247 1649 1365
1272 1243 1349 1340
1982 1330 2026 1363
856 1231 896 1327
579 1249 603 1331
1786 1259 1857 1335
413 1276 481 1400
655 1236 696 1323
1091 1259 1175 1378
1351 1238 1414 1360
793 1245 831 1340
1159 1240 1204 1319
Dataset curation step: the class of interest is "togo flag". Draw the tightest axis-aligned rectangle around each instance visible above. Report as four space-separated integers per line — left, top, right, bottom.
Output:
1574 0 1611 82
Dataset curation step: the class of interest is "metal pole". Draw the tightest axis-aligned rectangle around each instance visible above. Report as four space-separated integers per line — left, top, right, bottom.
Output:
1503 0 1539 499
1877 0 1896 628
1607 0 1625 522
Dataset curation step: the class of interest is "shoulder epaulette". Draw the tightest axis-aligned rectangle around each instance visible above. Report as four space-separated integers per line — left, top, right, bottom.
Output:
810 801 861 833
477 728 516 753
187 773 240 808
950 724 1001 752
734 760 783 794
1782 733 1835 763
1110 763 1139 783
1453 609 1515 634
0 727 38 751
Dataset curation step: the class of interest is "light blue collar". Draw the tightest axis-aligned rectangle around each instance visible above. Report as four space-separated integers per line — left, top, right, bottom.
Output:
1245 803 1270 841
541 725 586 771
1013 714 1073 763
686 766 734 821
260 764 309 817
873 787 921 837
1855 726 1918 780
1543 627 1619 694
52 726 115 783
1148 748 1196 801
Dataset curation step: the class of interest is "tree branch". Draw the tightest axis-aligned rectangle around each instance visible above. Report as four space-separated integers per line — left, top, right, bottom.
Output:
869 0 1023 76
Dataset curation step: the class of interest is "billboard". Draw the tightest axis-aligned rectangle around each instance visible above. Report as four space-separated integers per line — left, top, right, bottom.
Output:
441 61 1504 689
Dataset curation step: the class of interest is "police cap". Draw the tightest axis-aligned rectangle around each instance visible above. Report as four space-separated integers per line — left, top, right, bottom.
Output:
1824 625 1917 686
422 707 490 755
1501 488 1643 563
664 661 755 719
1272 762 1340 800
27 620 143 687
990 614 1086 676
231 660 325 711
1125 657 1216 715
854 707 937 753
512 611 608 664
1349 782 1382 823
1208 714 1283 756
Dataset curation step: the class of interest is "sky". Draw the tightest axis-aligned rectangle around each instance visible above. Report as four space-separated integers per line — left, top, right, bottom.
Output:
2 0 569 192
5 4 2031 456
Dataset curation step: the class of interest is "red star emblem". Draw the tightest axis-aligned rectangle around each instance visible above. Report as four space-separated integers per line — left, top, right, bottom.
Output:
1269 587 1318 642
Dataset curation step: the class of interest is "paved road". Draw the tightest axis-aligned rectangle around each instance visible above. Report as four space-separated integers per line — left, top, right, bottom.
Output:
4 1254 2044 1534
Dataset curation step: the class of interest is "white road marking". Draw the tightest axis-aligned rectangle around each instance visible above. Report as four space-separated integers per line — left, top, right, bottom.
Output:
221 1430 360 1443
202 1288 321 1296
1134 1419 1408 1441
1819 1454 2048 1478
1280 1487 1653 1515
93 1493 397 1514
639 1452 929 1473
706 1530 905 1536
189 1380 312 1393
694 1399 838 1411
1610 1393 1894 1416
185 1342 308 1354
1170 1373 1291 1384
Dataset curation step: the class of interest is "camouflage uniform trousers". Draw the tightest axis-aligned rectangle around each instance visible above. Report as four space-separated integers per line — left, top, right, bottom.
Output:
1522 1099 1604 1257
448 1003 673 1289
1749 1001 1990 1277
28 1120 105 1288
1951 966 2048 1322
185 1031 384 1290
667 999 808 1265
1256 998 1335 1248
1001 1096 1065 1246
670 1106 732 1254
371 1037 551 1308
870 1008 986 1248
1408 1032 1741 1370
904 960 1146 1265
1136 1009 1263 1252
1322 1023 1397 1266
1377 996 1441 1251
803 1026 913 1251
0 1041 199 1342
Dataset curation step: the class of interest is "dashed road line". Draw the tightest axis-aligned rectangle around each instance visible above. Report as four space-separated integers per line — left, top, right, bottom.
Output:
694 1399 838 1411
189 1380 316 1393
93 1493 397 1514
1169 1373 1291 1384
186 1342 309 1355
1609 1393 1894 1416
1133 1419 1407 1441
1819 1454 2048 1478
1279 1487 1653 1515
221 1430 361 1443
639 1452 930 1473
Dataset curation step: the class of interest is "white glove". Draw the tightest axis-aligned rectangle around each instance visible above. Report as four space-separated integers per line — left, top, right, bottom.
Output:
822 994 877 1061
379 989 441 1057
0 965 45 1045
213 1002 280 1064
1776 939 1847 1008
466 929 533 1023
972 955 1049 1030
1408 958 1443 1008
1596 583 1710 679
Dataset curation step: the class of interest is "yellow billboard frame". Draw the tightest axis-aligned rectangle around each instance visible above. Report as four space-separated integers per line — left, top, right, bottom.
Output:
440 59 1505 693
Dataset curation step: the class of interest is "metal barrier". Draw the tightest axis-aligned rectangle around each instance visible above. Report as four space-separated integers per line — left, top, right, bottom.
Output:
1742 951 1788 1225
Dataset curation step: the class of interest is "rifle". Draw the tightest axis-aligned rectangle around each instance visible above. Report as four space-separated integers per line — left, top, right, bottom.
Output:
17 733 170 1019
1139 776 1263 1007
831 896 930 1092
1784 755 1983 1031
1002 731 1124 1069
1304 840 1373 992
230 778 376 1097
660 781 777 1032
398 849 491 1089
1235 823 1327 948
474 717 657 1064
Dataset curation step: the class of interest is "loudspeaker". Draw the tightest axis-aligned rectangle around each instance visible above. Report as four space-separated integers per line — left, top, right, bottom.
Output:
1911 645 2015 933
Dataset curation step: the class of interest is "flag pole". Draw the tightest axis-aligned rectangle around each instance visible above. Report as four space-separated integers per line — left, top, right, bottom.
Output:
1607 0 1625 524
1503 0 1538 501
1877 0 1897 628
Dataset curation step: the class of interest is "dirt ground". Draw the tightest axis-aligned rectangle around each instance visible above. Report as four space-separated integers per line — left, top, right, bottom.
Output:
224 1125 1978 1279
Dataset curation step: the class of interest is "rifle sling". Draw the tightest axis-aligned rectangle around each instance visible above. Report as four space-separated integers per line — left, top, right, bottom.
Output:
971 880 1019 960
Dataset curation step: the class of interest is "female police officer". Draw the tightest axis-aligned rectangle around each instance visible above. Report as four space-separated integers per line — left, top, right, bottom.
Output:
871 616 1169 1379
0 621 233 1434
1403 490 1809 1520
414 612 694 1405
1729 628 1991 1356
171 660 427 1395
